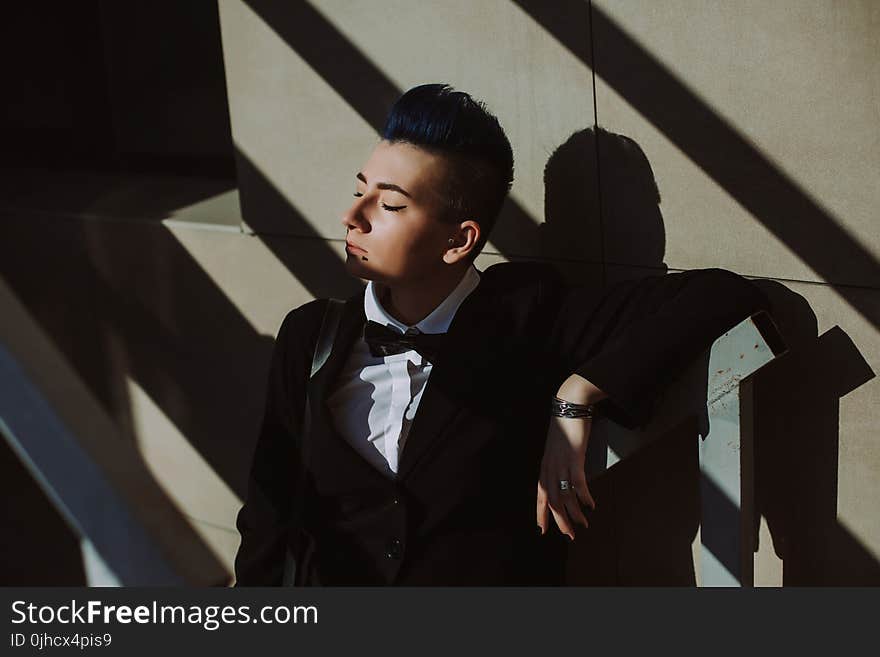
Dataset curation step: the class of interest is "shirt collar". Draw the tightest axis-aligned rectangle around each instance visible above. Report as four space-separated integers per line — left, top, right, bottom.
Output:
364 265 481 334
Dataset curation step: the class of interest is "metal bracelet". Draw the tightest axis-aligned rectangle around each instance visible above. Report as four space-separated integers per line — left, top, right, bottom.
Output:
551 396 596 419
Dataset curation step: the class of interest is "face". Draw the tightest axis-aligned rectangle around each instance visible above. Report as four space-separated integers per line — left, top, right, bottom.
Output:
341 140 469 285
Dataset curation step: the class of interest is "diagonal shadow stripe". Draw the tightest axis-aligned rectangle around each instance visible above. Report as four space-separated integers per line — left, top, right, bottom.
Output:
699 470 748 583
702 467 880 586
241 0 554 261
513 0 880 328
234 147 362 299
242 0 398 133
2 212 285 497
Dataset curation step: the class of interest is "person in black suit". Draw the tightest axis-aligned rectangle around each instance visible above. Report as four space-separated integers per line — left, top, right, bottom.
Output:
234 83 770 586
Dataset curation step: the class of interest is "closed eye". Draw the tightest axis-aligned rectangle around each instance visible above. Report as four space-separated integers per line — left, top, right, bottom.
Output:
353 192 405 212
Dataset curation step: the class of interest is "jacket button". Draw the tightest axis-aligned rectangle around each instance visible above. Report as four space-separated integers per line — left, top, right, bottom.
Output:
385 538 403 560
392 498 400 505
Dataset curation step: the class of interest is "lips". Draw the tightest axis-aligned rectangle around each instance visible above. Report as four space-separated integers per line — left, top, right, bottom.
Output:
345 241 367 255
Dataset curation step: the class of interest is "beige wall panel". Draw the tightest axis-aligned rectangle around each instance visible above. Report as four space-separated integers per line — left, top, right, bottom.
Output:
126 375 240 529
593 0 880 287
754 515 784 587
219 0 600 262
166 226 333 336
218 0 375 241
187 518 240 583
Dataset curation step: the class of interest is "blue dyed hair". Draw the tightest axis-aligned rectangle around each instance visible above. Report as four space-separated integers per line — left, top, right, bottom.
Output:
381 83 514 255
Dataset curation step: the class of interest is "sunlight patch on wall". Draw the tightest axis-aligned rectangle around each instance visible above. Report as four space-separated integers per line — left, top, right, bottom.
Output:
219 0 377 241
167 220 316 335
126 376 241 573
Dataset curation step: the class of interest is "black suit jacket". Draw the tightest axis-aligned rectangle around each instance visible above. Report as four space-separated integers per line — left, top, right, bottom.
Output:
234 262 770 585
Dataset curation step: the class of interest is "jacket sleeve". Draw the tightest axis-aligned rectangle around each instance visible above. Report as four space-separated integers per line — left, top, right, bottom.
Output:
233 303 321 586
546 267 771 430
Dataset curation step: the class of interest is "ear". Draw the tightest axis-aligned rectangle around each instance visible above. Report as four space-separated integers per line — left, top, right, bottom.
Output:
442 220 481 264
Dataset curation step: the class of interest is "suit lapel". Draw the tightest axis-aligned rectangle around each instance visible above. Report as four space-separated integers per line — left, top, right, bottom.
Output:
396 277 502 482
306 293 397 485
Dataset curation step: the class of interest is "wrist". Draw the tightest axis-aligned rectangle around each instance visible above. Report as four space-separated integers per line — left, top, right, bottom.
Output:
551 396 595 419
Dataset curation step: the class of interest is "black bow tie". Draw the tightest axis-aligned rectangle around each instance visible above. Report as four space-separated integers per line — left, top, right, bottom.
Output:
363 320 446 364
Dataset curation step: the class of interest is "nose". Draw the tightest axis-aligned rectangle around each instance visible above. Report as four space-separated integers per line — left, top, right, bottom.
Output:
341 195 371 233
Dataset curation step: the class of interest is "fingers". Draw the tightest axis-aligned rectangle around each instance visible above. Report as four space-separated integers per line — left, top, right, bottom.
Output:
574 472 596 512
536 480 549 535
540 463 575 539
548 503 574 540
566 493 590 531
544 475 597 541
549 489 587 540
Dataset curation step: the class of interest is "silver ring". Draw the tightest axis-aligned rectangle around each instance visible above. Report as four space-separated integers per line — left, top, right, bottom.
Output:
559 480 572 492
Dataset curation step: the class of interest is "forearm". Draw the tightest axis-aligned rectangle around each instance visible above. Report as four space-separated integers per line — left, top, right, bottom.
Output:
551 268 769 428
556 373 607 405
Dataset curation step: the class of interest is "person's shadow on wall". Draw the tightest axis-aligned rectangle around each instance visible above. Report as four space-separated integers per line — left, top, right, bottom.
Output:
532 127 879 585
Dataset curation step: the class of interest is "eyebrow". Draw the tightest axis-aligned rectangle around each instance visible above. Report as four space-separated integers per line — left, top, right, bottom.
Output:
356 172 412 199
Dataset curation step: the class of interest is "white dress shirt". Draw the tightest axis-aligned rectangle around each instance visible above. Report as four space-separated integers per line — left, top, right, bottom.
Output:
326 266 481 478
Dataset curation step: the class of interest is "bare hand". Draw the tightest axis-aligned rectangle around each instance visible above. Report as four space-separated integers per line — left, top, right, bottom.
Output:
536 415 596 541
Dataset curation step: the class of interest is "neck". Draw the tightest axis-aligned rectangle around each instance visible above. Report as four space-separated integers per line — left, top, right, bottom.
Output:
380 265 469 326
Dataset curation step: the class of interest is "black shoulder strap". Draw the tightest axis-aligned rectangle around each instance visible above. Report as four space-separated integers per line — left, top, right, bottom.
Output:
311 299 344 376
282 298 344 586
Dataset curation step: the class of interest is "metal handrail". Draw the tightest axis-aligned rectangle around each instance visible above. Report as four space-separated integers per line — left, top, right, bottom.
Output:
580 309 787 586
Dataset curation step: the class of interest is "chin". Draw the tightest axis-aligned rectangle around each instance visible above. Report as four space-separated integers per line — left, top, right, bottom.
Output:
344 252 382 282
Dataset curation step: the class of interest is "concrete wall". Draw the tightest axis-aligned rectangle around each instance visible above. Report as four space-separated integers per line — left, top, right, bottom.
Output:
0 0 877 585
587 0 880 585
